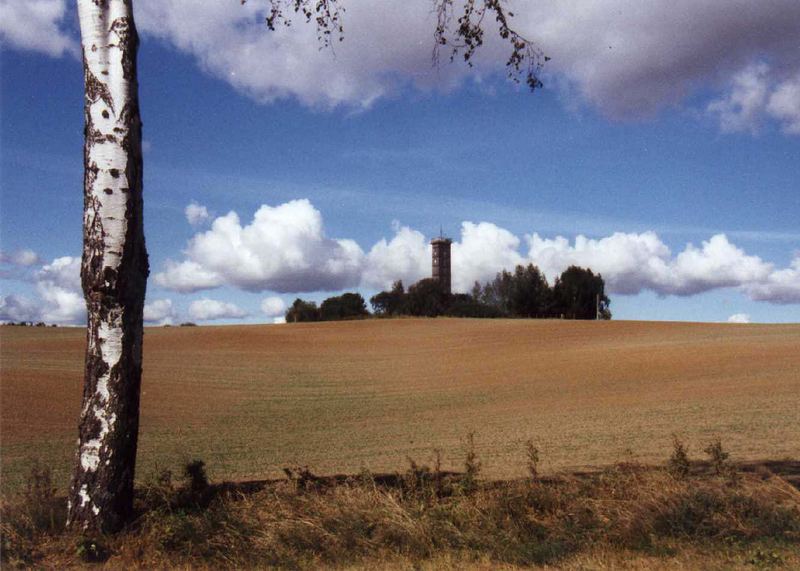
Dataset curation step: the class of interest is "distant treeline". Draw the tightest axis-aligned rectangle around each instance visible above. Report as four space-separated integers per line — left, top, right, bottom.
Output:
287 264 610 322
286 292 370 323
373 264 610 320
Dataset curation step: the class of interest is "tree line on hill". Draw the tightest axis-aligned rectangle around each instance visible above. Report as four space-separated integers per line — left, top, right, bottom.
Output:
286 264 611 322
286 292 371 322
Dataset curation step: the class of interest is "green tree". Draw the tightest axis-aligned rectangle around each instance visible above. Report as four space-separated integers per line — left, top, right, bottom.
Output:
509 264 551 317
552 266 611 320
320 292 369 321
285 298 321 323
406 278 449 317
470 280 483 301
479 269 514 315
370 280 407 316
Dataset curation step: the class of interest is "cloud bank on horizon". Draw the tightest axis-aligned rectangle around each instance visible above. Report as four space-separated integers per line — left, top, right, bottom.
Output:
3 197 799 325
2 0 799 133
154 200 800 304
0 256 84 324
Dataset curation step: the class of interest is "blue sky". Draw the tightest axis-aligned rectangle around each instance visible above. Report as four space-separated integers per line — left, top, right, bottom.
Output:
1 0 799 325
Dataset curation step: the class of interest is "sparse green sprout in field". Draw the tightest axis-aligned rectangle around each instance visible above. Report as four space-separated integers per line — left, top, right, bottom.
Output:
525 439 540 480
668 435 691 479
704 438 730 474
433 448 443 477
23 462 58 534
461 432 482 493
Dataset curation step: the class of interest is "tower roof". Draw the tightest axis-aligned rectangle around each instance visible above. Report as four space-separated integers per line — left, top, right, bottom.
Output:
431 225 451 245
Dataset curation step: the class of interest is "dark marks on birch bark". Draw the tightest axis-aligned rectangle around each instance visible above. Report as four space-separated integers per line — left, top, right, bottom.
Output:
84 68 113 108
112 17 138 82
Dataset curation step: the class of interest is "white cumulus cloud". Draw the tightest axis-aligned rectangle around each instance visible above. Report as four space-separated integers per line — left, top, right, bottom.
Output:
528 231 672 294
185 202 211 226
743 255 800 304
708 64 800 135
188 298 248 321
668 235 773 295
144 298 177 324
0 0 77 57
260 296 286 317
727 313 751 324
154 260 223 292
452 222 524 292
0 294 41 323
1 256 84 324
766 75 800 135
362 223 430 290
154 199 364 293
527 232 773 297
135 0 465 110
35 256 85 324
0 248 41 266
707 63 771 134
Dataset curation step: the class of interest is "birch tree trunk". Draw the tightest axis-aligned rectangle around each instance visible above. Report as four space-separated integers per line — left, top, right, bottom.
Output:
68 0 148 533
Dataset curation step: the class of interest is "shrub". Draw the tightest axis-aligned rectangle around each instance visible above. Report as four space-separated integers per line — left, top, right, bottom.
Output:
668 435 691 479
185 460 210 495
704 438 730 476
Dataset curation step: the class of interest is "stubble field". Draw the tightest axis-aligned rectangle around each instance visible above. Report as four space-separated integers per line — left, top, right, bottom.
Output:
2 318 799 493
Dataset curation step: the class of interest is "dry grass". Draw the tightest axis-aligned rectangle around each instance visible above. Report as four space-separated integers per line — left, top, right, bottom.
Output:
2 458 799 569
2 319 799 493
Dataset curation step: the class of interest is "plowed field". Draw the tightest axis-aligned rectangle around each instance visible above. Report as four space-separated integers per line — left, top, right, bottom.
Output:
2 319 799 492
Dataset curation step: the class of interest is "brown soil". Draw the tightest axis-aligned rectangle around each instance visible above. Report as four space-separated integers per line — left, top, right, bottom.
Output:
2 319 798 491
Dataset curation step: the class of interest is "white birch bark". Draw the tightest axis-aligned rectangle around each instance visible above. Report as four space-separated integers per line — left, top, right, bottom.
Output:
68 0 148 533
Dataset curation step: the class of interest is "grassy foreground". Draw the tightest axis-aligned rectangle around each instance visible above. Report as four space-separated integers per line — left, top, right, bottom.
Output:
3 451 800 569
2 319 799 492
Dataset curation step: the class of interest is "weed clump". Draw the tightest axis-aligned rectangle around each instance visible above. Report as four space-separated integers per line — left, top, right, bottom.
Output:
76 537 109 563
704 438 730 474
460 432 482 494
184 459 209 494
525 439 540 480
0 461 64 566
668 435 691 479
